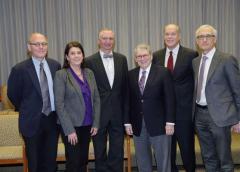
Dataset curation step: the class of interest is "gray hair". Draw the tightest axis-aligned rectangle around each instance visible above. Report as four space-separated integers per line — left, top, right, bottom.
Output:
195 25 217 39
134 44 152 57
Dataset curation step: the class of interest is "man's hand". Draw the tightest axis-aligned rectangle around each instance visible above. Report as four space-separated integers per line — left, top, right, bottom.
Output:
231 122 240 133
165 124 174 135
125 124 133 135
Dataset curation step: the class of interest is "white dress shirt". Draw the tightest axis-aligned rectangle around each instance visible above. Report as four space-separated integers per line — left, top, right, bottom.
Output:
32 57 55 111
197 47 216 106
100 50 115 88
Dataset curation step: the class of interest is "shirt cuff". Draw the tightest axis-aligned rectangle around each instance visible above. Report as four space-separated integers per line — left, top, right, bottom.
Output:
166 122 175 125
124 123 131 127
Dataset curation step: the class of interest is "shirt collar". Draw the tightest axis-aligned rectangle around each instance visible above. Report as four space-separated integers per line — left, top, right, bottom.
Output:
166 43 180 56
32 56 46 65
202 47 216 60
99 50 113 59
140 63 151 74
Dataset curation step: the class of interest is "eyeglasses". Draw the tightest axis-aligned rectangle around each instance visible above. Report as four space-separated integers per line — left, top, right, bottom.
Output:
29 42 48 47
196 34 215 40
136 54 149 59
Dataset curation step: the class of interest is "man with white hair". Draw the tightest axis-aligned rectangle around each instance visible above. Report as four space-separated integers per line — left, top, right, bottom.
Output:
193 24 240 171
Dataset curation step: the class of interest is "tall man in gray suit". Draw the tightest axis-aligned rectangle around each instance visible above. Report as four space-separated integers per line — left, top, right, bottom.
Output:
85 29 129 172
152 24 197 172
193 25 240 172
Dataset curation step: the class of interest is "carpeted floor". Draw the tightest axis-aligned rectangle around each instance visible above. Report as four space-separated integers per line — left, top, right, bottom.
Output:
1 166 240 172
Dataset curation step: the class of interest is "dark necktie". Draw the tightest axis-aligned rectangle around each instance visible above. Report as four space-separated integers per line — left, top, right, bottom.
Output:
40 62 51 115
139 70 146 95
167 51 173 73
196 56 208 103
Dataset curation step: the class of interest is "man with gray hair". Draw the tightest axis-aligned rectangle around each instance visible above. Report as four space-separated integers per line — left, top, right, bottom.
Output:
193 24 240 171
125 43 175 172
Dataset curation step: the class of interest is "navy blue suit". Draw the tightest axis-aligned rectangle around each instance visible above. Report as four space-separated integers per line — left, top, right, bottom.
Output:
8 58 61 172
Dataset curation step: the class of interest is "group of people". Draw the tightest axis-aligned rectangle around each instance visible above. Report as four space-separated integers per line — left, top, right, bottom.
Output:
7 24 240 172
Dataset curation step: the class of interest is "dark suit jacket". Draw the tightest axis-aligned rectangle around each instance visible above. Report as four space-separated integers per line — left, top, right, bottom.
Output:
152 46 198 121
7 58 61 137
54 68 100 136
192 50 240 126
128 64 175 137
85 52 129 128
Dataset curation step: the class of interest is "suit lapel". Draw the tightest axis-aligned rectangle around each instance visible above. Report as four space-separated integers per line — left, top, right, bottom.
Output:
143 65 156 94
84 70 94 95
46 59 55 79
174 46 184 73
193 56 201 90
206 51 221 83
26 59 42 97
133 67 142 96
159 49 166 66
66 69 84 104
95 53 112 89
112 52 120 89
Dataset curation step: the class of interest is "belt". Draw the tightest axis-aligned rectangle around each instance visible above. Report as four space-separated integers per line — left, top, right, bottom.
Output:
196 104 208 109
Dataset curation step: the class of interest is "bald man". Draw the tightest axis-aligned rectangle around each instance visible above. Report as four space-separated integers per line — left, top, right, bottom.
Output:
8 33 61 172
153 24 198 172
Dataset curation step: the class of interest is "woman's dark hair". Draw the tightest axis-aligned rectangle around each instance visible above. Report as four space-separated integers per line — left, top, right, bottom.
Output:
63 41 85 68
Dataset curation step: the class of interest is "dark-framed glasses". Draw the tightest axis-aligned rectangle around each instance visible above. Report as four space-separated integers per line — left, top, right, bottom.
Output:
136 54 149 59
197 34 215 40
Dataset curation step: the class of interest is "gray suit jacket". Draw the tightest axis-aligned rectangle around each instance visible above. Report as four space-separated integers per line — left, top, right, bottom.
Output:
192 50 240 127
54 68 100 136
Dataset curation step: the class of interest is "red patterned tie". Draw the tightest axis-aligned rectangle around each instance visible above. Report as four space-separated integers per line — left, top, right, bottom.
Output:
167 51 173 73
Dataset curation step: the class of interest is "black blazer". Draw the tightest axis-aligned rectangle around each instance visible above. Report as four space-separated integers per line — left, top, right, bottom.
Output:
152 46 198 121
128 64 175 137
85 52 129 128
7 58 61 137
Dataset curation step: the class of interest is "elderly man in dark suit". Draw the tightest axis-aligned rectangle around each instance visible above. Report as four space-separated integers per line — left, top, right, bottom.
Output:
152 24 197 172
7 33 61 172
125 43 175 172
193 24 240 172
85 28 129 172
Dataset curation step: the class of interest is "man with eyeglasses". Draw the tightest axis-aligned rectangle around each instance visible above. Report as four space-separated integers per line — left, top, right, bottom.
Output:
193 25 240 172
152 24 198 172
125 44 175 172
8 32 61 172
